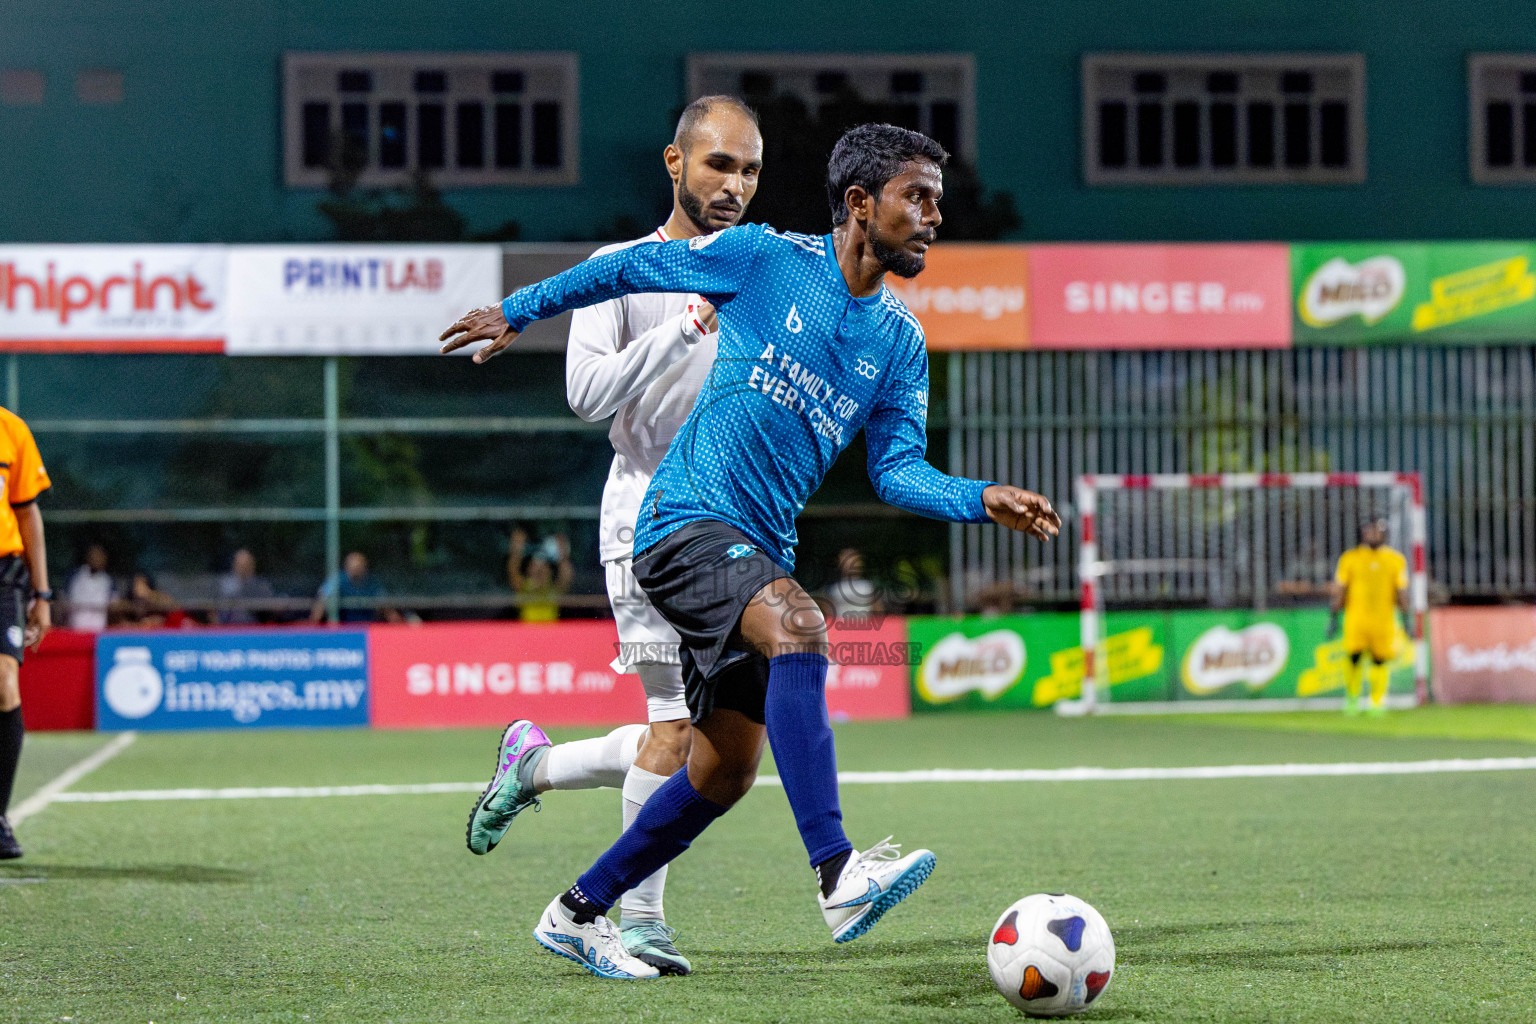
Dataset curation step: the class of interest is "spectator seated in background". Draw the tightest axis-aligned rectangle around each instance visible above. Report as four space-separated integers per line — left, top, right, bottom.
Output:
112 571 196 628
310 550 402 624
891 554 944 615
973 581 1022 618
217 548 276 624
1273 540 1336 601
508 528 573 623
823 547 884 624
63 543 114 631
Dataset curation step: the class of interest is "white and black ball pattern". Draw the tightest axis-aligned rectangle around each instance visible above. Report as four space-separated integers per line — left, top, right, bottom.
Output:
986 893 1115 1016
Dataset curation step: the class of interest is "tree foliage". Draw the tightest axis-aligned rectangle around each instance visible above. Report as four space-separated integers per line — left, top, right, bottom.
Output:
739 89 1022 240
315 132 520 242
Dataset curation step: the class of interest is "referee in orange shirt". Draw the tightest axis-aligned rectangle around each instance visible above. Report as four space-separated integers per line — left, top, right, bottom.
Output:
0 406 53 859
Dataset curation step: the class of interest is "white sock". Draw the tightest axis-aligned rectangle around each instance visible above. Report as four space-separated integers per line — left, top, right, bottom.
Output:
617 723 643 775
617 766 670 924
539 723 647 792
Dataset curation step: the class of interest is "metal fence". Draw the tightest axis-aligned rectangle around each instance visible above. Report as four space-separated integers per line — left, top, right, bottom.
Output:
948 346 1536 605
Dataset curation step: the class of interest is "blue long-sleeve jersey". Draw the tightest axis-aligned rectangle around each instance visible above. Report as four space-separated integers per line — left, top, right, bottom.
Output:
502 223 994 570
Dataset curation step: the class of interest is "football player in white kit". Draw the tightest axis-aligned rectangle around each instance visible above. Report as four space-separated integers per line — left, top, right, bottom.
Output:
465 95 763 975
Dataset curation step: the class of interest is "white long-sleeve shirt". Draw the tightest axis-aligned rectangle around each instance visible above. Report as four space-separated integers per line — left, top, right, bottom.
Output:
565 227 717 563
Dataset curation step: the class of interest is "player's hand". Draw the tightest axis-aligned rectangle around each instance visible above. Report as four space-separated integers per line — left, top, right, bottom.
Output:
983 485 1061 542
1326 611 1340 640
694 301 717 334
439 304 521 363
24 597 49 651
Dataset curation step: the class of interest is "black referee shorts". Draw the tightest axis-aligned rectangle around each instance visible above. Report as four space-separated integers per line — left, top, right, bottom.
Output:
632 519 791 726
0 555 30 664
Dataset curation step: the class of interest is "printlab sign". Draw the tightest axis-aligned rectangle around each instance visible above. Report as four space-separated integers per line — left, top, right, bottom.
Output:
223 245 502 354
96 631 369 731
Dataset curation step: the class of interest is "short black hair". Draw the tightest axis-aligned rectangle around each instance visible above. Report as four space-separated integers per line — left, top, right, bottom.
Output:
674 95 760 153
826 123 948 226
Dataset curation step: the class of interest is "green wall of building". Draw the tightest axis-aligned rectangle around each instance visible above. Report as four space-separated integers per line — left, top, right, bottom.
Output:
4 0 1536 245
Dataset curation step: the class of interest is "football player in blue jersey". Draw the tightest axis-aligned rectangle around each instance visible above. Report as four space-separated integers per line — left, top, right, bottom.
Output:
442 123 1059 979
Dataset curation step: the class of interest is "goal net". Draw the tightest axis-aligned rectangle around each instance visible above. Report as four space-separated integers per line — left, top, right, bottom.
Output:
1065 472 1427 715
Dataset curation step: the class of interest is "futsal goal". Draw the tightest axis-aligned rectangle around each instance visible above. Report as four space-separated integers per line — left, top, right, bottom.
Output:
1061 472 1428 716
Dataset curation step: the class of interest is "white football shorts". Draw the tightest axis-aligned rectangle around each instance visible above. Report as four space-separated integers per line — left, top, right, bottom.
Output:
605 557 687 722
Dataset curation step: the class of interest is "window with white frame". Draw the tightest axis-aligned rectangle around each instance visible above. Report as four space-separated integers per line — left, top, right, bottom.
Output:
687 53 975 160
283 52 579 188
1083 53 1365 185
1468 54 1536 184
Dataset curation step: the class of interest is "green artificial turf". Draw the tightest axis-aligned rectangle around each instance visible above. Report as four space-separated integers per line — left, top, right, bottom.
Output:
8 731 109 810
1184 703 1536 745
4 710 1535 1023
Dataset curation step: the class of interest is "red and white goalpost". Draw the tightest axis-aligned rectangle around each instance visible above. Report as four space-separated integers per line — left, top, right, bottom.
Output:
1074 472 1428 714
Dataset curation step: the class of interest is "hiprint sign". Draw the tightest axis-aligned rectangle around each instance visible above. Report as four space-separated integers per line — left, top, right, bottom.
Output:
0 245 226 350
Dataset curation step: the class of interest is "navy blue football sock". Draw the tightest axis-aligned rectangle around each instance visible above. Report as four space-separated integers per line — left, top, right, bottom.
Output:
573 768 728 911
765 652 853 871
0 706 21 817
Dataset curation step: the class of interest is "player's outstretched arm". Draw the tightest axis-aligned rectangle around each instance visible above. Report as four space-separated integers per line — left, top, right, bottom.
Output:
440 226 757 363
864 347 1059 540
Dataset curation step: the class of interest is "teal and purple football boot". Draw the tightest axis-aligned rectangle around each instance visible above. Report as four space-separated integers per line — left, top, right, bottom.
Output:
466 720 550 855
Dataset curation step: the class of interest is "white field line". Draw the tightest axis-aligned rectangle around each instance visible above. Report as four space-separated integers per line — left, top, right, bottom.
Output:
56 781 487 803
10 732 137 825
1055 694 1419 716
44 755 1536 805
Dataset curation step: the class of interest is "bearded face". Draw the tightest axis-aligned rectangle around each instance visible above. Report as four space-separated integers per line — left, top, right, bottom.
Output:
869 217 934 278
677 159 745 234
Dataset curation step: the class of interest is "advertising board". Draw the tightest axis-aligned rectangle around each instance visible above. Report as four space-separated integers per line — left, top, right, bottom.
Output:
1430 606 1536 703
370 619 912 728
907 613 1165 711
823 615 913 721
909 608 1416 710
0 245 226 351
1028 244 1292 349
886 244 1029 351
225 245 503 354
1292 242 1536 344
18 629 96 731
96 630 369 731
369 621 643 728
22 241 1536 356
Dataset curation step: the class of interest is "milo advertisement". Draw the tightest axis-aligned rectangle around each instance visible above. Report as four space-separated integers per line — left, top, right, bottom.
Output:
907 612 1166 711
909 609 1417 710
1293 242 1536 344
1168 608 1415 701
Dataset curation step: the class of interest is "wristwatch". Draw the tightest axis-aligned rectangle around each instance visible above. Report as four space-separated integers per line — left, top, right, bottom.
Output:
32 589 52 601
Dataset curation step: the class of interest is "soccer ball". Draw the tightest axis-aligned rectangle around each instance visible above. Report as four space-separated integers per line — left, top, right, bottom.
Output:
986 893 1115 1016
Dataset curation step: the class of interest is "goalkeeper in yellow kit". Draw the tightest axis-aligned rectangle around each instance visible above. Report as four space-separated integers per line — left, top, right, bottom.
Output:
1328 519 1409 715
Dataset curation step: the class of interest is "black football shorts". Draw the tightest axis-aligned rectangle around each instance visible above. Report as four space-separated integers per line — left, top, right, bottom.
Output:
632 519 791 725
0 555 31 664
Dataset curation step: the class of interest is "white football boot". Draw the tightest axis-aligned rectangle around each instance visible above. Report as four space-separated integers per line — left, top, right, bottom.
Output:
818 836 937 943
532 896 661 979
